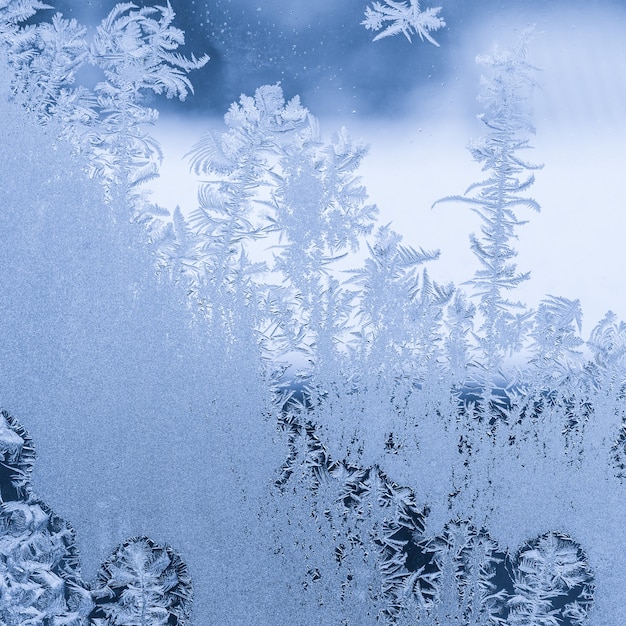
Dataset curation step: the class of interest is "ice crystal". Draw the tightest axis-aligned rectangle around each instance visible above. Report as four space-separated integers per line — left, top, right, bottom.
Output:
362 0 445 45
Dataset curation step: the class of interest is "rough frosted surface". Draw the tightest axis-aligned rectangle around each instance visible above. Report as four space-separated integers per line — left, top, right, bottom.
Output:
0 88 284 623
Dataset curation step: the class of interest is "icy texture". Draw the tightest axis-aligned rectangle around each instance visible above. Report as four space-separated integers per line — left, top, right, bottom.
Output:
183 84 378 374
91 536 193 625
0 411 192 625
362 0 445 45
0 68 283 623
0 0 208 215
434 31 542 371
1 2 625 624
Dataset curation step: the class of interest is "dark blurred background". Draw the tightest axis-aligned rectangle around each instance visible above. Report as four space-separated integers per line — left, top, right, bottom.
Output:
31 0 595 118
36 0 626 118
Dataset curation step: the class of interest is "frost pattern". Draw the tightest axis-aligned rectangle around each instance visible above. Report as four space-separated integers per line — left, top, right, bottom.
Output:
362 0 445 45
183 84 378 374
91 536 193 626
508 532 594 626
274 397 594 625
0 409 35 501
434 30 541 372
1 2 624 624
0 411 192 625
0 0 208 215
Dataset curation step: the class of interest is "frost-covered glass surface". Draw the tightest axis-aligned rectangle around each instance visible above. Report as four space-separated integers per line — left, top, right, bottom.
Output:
1 1 625 624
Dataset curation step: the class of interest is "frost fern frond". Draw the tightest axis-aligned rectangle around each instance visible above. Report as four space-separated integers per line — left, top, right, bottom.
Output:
0 0 50 27
362 0 445 46
91 536 193 626
433 31 541 370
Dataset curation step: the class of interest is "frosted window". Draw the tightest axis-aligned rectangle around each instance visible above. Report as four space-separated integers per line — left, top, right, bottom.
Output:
1 1 624 623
